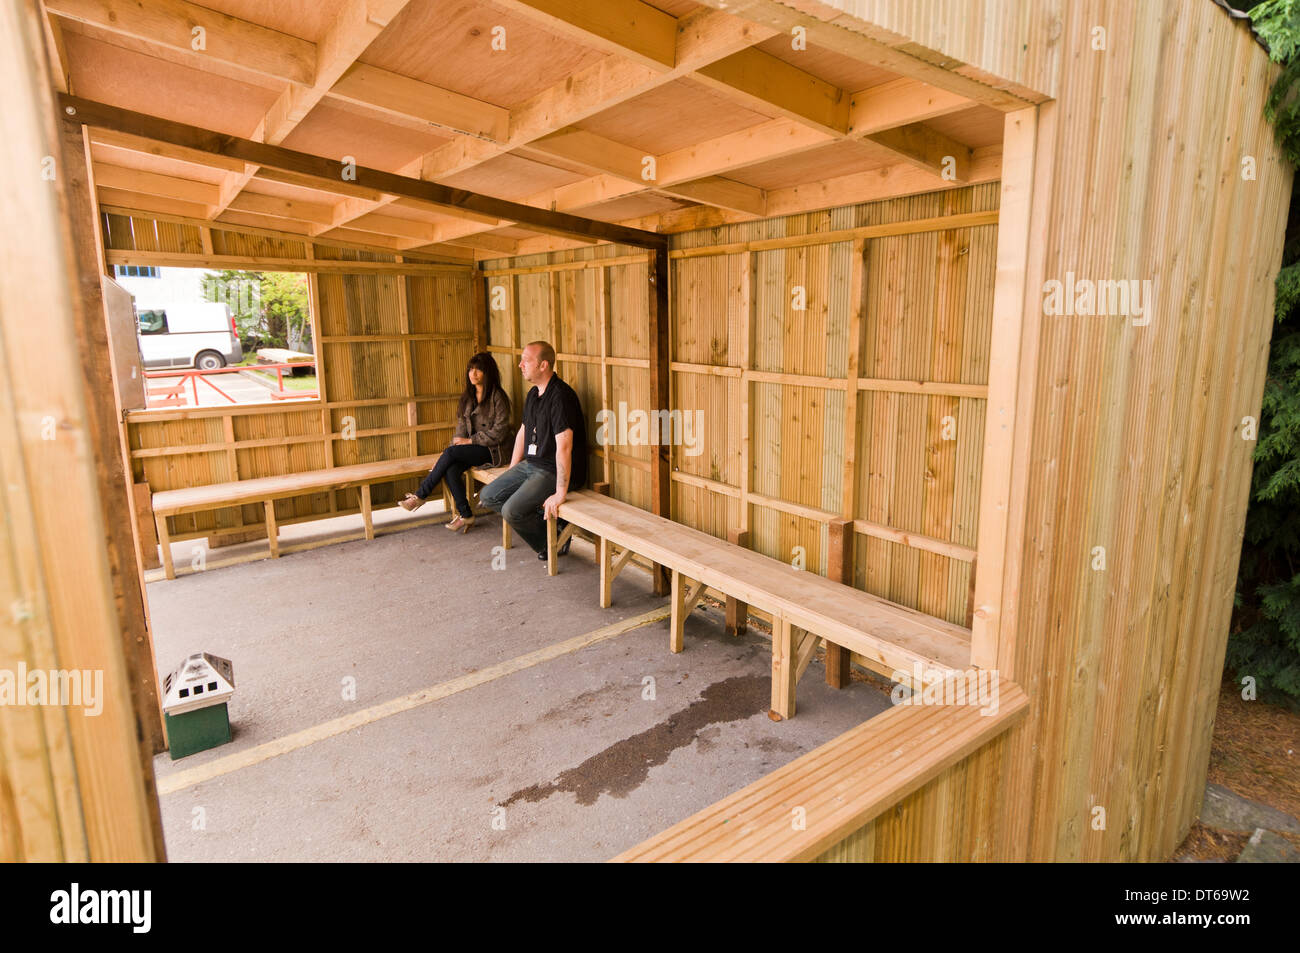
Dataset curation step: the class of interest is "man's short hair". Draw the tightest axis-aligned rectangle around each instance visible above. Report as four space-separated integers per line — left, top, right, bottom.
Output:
528 340 556 372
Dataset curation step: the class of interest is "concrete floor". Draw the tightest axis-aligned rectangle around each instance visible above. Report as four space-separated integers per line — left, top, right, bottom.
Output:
145 508 893 861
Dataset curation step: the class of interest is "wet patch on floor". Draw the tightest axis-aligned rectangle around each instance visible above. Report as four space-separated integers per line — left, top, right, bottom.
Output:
503 673 770 807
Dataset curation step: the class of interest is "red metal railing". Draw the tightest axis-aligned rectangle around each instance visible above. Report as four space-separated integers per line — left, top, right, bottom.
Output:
144 362 316 407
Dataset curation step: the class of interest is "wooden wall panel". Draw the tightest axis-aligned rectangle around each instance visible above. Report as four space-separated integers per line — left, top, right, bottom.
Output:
483 188 998 603
121 223 477 539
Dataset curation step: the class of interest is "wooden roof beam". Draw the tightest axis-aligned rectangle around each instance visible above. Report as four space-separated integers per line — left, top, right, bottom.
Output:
60 95 668 249
489 0 678 71
46 0 317 85
212 0 417 218
93 163 220 206
687 0 1035 111
693 47 849 137
330 7 776 232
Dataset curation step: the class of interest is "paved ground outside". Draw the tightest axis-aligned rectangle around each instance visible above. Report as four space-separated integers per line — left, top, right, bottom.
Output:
145 508 893 861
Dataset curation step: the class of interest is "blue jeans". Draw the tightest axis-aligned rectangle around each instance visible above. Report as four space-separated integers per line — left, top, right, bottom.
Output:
479 460 556 554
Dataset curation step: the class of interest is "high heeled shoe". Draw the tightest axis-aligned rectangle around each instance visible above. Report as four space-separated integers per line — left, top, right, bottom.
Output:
446 514 475 533
399 494 425 512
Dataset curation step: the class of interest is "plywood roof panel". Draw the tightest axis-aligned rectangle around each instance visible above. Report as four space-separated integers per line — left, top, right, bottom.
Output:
64 31 279 137
185 0 351 44
578 79 776 154
579 192 691 221
924 106 1006 149
56 17 284 93
725 139 898 191
360 0 609 107
440 153 588 197
753 36 899 92
89 143 229 185
278 103 454 172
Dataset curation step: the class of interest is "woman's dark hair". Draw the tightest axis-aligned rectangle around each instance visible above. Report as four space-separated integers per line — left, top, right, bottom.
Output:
457 352 503 417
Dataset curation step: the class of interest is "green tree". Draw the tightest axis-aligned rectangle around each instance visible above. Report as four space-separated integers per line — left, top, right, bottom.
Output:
202 270 311 352
1230 0 1300 705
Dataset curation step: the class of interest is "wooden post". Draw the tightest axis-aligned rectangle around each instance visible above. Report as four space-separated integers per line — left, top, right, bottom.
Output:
471 268 489 355
156 513 175 580
770 617 796 721
670 569 685 653
2 4 164 856
547 513 558 576
360 483 374 540
599 535 614 609
649 245 671 595
725 528 749 636
826 518 854 688
133 482 161 570
264 500 280 558
58 116 169 768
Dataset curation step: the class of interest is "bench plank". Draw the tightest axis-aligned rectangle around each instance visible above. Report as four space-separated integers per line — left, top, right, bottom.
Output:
153 454 447 516
556 491 971 679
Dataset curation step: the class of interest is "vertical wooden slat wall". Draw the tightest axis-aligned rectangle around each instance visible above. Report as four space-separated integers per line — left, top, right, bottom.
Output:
483 186 999 628
808 0 1293 861
108 220 477 541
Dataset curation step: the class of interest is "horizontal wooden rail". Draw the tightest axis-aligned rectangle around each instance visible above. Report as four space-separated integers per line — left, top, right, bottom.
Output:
124 392 462 423
130 421 454 459
479 253 652 277
106 250 468 275
670 477 976 563
317 333 471 343
671 362 989 399
668 210 999 260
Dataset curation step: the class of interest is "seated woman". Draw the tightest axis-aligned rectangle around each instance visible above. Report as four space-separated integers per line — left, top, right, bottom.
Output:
399 352 512 532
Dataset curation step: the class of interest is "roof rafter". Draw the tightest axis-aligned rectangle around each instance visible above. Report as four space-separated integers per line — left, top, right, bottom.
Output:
62 94 668 248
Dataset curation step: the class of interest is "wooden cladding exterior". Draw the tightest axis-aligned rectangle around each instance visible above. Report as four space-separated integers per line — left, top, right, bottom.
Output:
806 0 1292 863
484 184 999 628
118 213 479 539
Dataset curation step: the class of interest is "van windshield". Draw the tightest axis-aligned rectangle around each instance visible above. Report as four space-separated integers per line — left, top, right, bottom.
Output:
139 309 168 334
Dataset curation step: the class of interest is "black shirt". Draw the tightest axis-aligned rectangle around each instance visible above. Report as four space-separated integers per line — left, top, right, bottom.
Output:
522 374 587 489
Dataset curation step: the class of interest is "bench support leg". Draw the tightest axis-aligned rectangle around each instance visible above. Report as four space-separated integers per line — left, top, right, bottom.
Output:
547 514 557 577
264 500 280 559
725 529 750 636
826 519 854 688
770 617 798 721
156 512 175 580
502 519 512 550
360 484 374 540
795 631 821 683
599 538 634 608
669 570 705 653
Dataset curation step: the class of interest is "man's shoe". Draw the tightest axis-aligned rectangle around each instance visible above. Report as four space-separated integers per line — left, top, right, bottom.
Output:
537 538 571 560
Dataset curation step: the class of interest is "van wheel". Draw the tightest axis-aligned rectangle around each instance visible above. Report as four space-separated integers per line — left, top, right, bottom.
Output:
195 351 226 370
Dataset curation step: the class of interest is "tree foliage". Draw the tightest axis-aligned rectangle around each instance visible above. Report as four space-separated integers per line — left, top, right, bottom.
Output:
201 270 311 352
1230 1 1300 705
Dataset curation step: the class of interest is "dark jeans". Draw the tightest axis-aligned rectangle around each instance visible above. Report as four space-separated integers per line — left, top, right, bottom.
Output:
417 443 492 517
478 460 557 554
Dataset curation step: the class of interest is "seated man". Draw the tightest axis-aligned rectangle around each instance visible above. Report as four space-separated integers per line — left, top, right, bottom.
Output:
480 340 587 560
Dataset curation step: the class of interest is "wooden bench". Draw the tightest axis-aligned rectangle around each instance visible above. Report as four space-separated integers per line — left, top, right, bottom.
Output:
612 677 1028 861
465 466 513 551
151 454 449 579
546 491 973 720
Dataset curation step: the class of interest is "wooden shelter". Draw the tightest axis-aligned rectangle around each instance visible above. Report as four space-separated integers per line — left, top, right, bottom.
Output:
1 0 1292 861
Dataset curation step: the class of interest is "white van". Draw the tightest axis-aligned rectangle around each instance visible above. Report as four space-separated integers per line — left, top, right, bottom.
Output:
138 302 243 370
